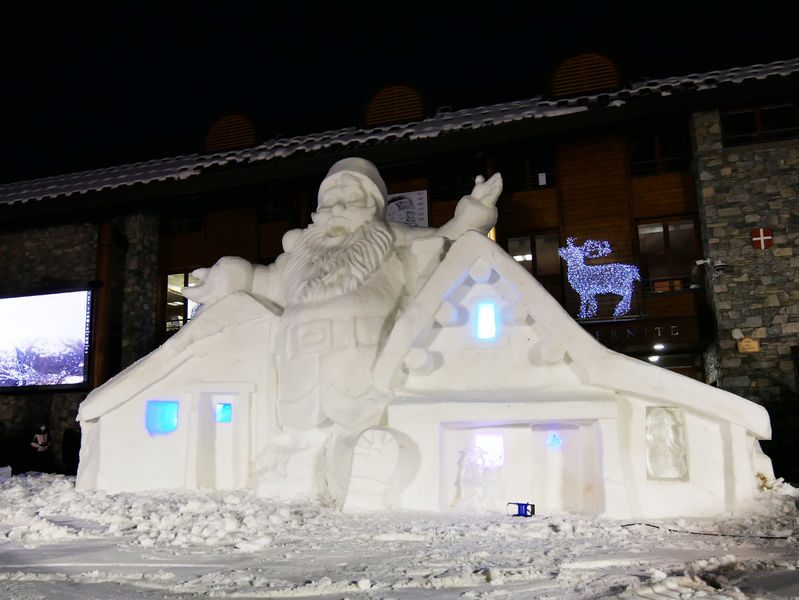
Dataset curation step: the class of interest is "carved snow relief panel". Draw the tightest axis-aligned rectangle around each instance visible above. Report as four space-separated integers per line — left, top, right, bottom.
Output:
645 407 688 481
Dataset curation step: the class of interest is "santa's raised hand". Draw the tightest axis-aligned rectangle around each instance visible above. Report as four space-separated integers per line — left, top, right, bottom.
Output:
469 173 503 207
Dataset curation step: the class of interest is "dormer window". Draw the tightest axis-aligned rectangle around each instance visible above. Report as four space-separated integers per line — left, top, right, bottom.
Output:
475 301 498 340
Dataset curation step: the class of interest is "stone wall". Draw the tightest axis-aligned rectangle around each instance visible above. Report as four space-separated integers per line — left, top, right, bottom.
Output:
692 110 799 484
0 221 97 473
0 222 98 291
0 212 161 474
118 212 160 370
692 112 799 403
691 110 799 404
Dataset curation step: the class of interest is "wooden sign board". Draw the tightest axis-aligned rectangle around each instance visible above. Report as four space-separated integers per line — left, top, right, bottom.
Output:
736 337 761 353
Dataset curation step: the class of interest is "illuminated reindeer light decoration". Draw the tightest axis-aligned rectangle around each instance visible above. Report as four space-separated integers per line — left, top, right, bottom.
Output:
557 238 640 319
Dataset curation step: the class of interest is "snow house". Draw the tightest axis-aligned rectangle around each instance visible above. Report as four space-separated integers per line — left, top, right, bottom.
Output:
76 230 773 519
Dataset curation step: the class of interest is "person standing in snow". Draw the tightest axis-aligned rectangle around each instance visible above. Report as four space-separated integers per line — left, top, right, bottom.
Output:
30 423 53 473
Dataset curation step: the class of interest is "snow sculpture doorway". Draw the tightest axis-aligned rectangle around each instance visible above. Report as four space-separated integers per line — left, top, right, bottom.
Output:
530 423 602 514
189 386 252 490
446 426 507 512
442 421 603 515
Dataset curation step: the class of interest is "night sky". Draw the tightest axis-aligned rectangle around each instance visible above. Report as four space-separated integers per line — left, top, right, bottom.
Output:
2 4 797 184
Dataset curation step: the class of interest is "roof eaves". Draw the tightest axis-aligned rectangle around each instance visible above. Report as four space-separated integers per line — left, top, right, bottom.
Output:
2 58 799 207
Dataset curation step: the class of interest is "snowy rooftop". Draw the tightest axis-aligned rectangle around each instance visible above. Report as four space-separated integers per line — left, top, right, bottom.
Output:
2 58 798 207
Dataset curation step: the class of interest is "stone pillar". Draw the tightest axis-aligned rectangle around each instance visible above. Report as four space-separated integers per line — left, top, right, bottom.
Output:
118 212 160 370
690 110 799 404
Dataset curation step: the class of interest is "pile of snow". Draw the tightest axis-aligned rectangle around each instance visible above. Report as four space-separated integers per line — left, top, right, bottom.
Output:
1 473 798 598
0 473 308 550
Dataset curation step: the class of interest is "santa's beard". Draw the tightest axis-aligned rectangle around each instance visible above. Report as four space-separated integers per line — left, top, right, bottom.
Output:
283 218 394 304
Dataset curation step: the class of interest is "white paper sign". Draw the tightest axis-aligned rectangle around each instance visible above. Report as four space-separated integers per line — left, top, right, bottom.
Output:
386 190 428 228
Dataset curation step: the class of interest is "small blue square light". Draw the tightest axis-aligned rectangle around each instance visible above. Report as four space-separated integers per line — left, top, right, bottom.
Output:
145 401 179 435
215 402 232 423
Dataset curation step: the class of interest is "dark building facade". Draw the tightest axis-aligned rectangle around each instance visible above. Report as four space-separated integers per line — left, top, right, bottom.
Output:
1 55 797 478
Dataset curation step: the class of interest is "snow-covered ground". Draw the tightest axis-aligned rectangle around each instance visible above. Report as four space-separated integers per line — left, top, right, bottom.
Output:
1 473 798 599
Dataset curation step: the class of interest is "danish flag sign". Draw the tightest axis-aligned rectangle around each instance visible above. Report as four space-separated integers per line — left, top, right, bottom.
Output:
752 228 773 250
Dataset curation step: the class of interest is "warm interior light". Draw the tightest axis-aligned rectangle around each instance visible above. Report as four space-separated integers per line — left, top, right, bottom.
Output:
487 227 496 241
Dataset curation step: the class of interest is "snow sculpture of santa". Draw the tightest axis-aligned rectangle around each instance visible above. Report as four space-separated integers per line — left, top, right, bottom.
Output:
184 157 502 505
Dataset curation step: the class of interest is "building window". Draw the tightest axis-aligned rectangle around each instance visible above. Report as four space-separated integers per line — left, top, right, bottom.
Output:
164 209 202 235
637 219 699 292
257 196 288 223
497 144 556 190
629 118 689 175
508 232 563 301
429 154 488 202
166 272 200 333
721 103 799 147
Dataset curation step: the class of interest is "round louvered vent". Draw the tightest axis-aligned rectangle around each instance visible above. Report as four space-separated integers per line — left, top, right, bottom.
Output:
205 114 256 152
551 54 620 97
365 85 424 127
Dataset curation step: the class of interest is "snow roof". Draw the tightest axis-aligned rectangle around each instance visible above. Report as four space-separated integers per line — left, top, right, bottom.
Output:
2 58 798 208
78 291 277 421
376 231 771 439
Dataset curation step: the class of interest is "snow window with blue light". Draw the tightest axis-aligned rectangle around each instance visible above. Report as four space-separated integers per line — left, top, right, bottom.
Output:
145 400 179 435
475 301 498 340
215 402 232 423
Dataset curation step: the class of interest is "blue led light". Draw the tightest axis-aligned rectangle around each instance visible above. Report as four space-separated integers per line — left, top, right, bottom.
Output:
215 402 232 423
476 302 497 340
557 238 640 319
145 401 179 435
547 432 562 449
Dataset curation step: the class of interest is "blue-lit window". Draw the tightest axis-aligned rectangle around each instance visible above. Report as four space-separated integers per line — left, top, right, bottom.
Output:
145 401 179 435
215 402 232 423
475 302 497 340
547 432 563 449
